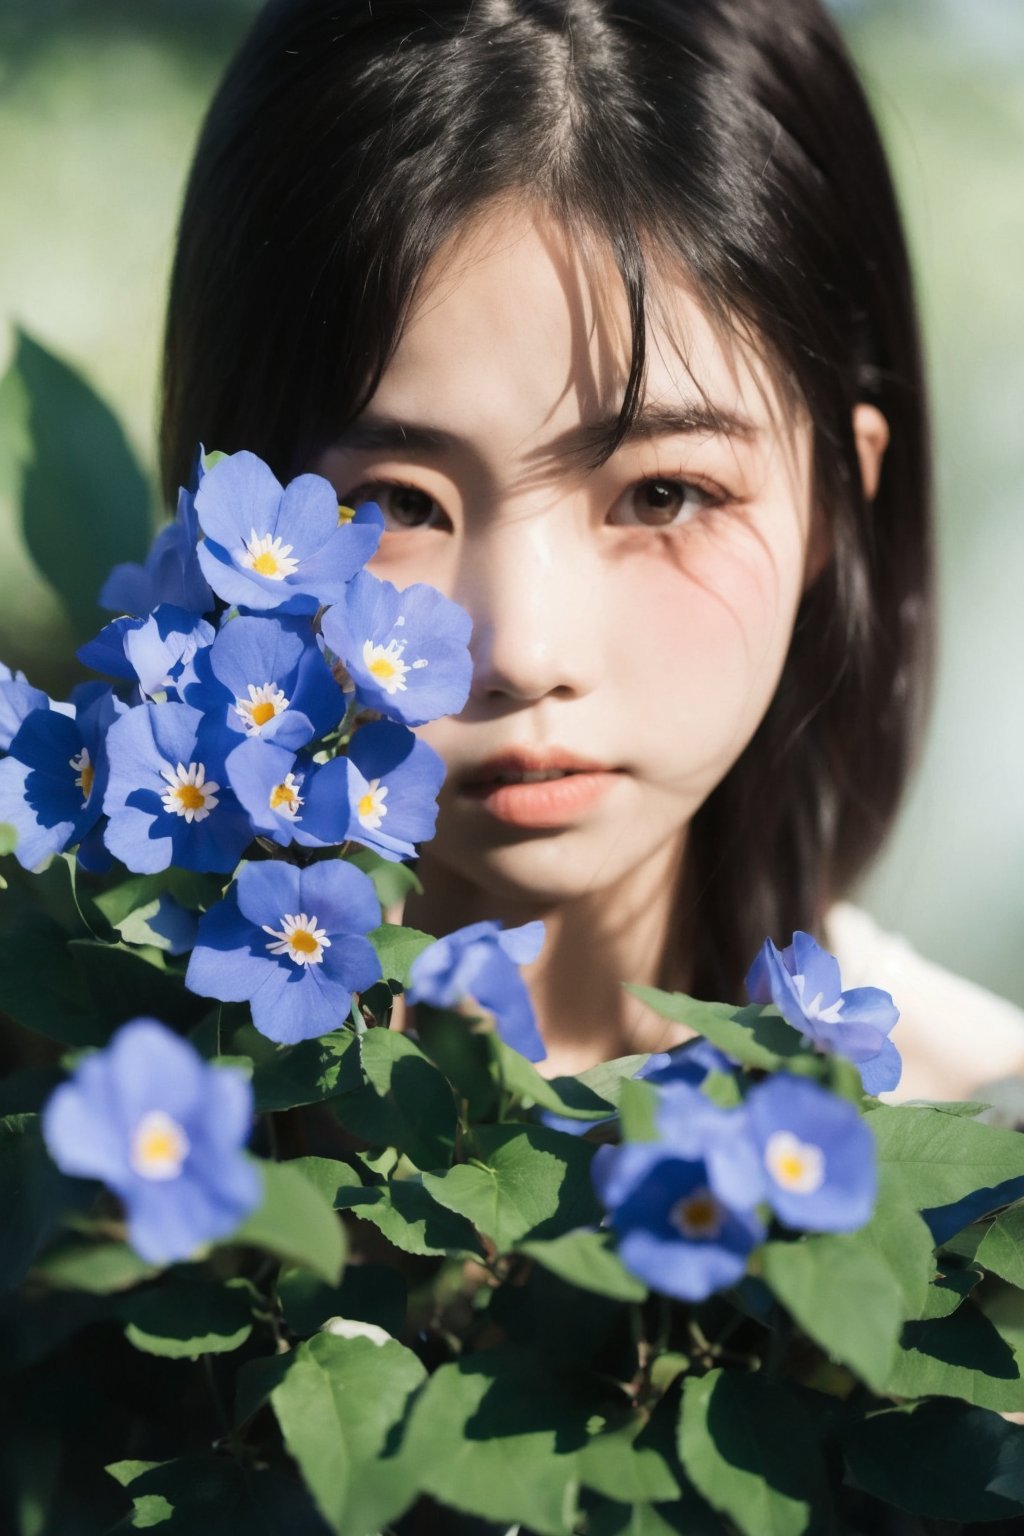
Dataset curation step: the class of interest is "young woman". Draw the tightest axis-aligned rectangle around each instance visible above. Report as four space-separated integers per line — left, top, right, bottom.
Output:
160 0 1024 1100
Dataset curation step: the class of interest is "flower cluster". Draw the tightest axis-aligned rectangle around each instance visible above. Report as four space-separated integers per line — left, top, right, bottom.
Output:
0 450 474 1042
595 1069 875 1302
593 931 891 1302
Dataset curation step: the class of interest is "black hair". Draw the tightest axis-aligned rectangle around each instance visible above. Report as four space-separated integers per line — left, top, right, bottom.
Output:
161 0 934 1001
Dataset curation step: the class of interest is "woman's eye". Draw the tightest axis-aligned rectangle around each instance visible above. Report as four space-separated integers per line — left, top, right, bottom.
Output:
345 482 447 531
609 477 722 529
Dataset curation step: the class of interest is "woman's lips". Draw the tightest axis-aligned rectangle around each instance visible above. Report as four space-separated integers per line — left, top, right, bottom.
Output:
458 750 620 828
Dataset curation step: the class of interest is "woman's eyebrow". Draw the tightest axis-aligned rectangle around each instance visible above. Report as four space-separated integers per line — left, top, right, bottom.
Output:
332 399 762 460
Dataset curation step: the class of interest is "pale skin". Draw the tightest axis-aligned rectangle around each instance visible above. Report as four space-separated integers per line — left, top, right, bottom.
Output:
315 200 888 1078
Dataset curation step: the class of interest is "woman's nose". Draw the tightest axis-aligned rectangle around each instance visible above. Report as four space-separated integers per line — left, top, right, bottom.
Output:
457 515 601 704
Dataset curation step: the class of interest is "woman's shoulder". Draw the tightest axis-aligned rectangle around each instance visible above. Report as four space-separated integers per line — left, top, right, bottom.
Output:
824 901 1024 1104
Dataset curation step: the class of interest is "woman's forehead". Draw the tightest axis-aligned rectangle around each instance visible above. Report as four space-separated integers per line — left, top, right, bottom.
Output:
376 199 806 464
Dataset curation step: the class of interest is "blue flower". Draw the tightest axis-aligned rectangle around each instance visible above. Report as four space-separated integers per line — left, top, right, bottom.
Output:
654 1080 764 1212
407 920 546 1062
101 484 214 618
103 702 253 873
185 859 382 1044
184 613 344 748
592 1141 765 1302
745 931 901 1095
224 739 349 849
0 686 121 871
745 1074 876 1232
42 1018 259 1264
344 720 446 862
644 1037 736 1089
194 452 380 613
0 663 73 752
79 605 215 700
320 570 473 726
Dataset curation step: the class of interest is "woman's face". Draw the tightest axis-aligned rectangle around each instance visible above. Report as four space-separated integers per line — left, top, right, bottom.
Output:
314 203 817 910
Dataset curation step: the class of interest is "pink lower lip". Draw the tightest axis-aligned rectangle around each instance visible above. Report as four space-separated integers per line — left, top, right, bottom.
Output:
461 771 619 827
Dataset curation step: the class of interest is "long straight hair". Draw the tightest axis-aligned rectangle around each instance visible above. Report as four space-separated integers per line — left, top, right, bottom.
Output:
161 0 934 1001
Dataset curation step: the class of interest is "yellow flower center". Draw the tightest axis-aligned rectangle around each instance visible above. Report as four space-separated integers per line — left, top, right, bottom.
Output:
355 778 388 830
241 530 300 581
764 1130 826 1194
69 748 94 804
130 1110 190 1180
262 911 331 966
338 504 356 525
269 774 303 818
159 762 220 823
235 682 291 736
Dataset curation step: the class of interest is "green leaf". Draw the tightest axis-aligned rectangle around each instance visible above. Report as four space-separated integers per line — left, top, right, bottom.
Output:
69 938 206 1032
625 987 804 1071
760 1234 904 1392
945 1202 1024 1288
422 1122 601 1251
229 1159 345 1285
0 1112 94 1292
15 329 152 638
872 1102 1024 1212
577 1394 683 1504
917 1265 983 1321
0 916 110 1046
344 847 422 909
678 1369 830 1536
103 1454 328 1533
854 1173 936 1318
884 1299 1024 1411
491 1039 621 1121
0 823 16 858
289 1155 483 1258
413 1007 500 1121
843 1401 1024 1521
368 923 434 988
278 1262 406 1339
519 1229 647 1302
333 1028 457 1171
398 1344 597 1535
617 1078 660 1142
93 870 225 927
33 1240 157 1294
269 1332 427 1536
118 1275 256 1358
247 1029 357 1113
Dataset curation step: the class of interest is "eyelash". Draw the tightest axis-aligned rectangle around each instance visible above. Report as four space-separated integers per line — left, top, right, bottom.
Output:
342 475 732 532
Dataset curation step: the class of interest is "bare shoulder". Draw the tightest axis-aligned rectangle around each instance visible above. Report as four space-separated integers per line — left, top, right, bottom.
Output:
824 901 1024 1104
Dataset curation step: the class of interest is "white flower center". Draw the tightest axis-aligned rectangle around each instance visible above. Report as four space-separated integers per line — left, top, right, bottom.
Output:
792 971 845 1024
356 778 388 830
241 529 300 581
764 1129 826 1194
69 747 94 804
268 773 303 820
235 681 290 734
669 1187 724 1241
130 1109 190 1180
159 761 220 823
262 911 330 966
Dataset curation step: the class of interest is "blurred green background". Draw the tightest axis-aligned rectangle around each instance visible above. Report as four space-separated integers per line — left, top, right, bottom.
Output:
0 0 1021 1005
